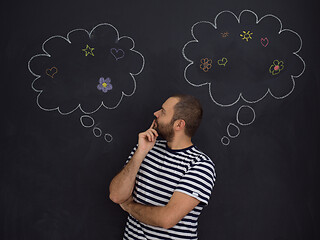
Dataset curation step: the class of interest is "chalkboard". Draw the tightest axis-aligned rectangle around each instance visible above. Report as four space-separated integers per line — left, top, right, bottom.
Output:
1 0 319 239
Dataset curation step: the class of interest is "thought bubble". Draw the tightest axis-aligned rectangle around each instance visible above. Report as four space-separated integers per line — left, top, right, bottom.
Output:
28 23 145 115
28 23 145 142
221 105 256 145
182 10 305 107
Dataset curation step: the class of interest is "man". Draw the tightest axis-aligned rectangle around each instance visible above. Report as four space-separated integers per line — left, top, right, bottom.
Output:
109 94 216 239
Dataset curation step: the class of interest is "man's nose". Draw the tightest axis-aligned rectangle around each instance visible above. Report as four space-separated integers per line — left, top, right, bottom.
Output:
154 110 160 118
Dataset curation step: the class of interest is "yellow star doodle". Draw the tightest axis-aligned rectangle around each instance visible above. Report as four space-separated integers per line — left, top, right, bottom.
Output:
82 44 95 56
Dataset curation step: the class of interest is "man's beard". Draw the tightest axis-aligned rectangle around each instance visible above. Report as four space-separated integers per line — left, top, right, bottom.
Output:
155 119 174 142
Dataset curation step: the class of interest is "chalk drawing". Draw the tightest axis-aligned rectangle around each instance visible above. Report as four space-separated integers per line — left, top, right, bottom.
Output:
80 115 95 128
46 67 58 78
182 10 306 107
104 134 113 143
221 136 230 146
261 37 269 47
28 23 145 115
200 58 213 72
93 126 102 137
97 77 113 93
221 105 256 145
269 60 284 75
82 44 95 56
236 105 256 126
221 32 230 38
182 10 305 145
240 30 253 41
217 57 228 67
28 23 145 143
227 123 240 138
79 115 114 142
110 48 125 60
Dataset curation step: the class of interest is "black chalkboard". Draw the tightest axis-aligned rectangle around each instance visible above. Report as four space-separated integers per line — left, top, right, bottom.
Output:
2 0 319 239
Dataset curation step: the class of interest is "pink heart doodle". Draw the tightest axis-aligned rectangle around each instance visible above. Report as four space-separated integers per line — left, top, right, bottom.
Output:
110 48 125 60
261 37 269 47
46 67 58 78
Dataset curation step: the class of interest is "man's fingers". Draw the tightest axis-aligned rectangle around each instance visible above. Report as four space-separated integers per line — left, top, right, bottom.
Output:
146 131 156 142
140 131 151 142
149 129 159 139
149 129 158 137
139 126 158 143
144 129 158 142
150 119 156 129
146 131 152 141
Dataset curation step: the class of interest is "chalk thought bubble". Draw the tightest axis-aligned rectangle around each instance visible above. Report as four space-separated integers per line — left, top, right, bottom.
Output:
182 10 305 107
28 23 145 115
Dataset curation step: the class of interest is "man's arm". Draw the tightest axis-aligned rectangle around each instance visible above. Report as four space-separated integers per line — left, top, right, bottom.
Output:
109 121 158 204
109 149 147 204
120 191 200 229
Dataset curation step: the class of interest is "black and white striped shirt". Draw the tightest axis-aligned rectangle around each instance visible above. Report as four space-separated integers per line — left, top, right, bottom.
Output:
123 140 216 240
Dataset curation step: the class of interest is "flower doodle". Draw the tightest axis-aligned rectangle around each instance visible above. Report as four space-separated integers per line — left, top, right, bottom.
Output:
97 77 113 93
269 60 284 75
200 58 212 72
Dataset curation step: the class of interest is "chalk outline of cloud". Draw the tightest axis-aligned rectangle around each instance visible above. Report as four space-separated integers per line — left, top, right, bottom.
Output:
182 9 306 107
28 23 145 115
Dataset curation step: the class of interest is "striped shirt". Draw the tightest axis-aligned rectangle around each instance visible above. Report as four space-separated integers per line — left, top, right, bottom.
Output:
123 140 216 240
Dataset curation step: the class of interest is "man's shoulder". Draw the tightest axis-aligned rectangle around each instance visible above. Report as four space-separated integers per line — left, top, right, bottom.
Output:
190 146 215 167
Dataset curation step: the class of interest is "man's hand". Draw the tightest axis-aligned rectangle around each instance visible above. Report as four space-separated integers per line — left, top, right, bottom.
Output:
137 120 158 154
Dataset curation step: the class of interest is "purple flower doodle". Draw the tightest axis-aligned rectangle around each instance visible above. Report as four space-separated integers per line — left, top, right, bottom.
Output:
97 77 113 93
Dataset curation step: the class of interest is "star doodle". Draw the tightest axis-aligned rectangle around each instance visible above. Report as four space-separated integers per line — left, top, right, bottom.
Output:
82 44 95 56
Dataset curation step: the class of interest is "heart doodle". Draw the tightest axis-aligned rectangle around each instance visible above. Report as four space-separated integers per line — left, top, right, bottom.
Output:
217 57 228 67
46 67 58 78
110 48 125 60
261 37 269 47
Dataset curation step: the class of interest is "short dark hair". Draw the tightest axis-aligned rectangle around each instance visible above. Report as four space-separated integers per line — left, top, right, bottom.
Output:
171 94 203 137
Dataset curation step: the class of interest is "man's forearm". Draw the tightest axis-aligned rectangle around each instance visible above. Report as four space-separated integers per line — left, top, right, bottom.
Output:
109 149 147 204
121 198 170 229
120 191 201 230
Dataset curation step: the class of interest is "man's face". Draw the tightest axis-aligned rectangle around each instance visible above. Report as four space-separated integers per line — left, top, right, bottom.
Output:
153 97 179 141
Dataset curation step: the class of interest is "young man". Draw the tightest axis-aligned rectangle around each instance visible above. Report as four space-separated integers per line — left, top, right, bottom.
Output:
109 94 216 239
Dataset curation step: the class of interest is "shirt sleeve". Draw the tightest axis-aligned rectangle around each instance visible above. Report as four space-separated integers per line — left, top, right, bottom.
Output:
174 156 216 205
124 144 138 167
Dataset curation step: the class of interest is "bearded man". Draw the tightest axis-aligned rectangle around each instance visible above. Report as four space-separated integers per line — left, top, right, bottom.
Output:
109 94 216 240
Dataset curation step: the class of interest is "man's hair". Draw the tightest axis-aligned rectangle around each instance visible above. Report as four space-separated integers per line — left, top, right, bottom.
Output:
171 94 203 137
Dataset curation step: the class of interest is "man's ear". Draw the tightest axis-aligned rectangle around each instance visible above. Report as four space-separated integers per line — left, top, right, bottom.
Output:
174 119 186 131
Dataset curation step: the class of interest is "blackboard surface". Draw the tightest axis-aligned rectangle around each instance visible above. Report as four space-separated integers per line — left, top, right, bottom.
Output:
1 0 319 239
